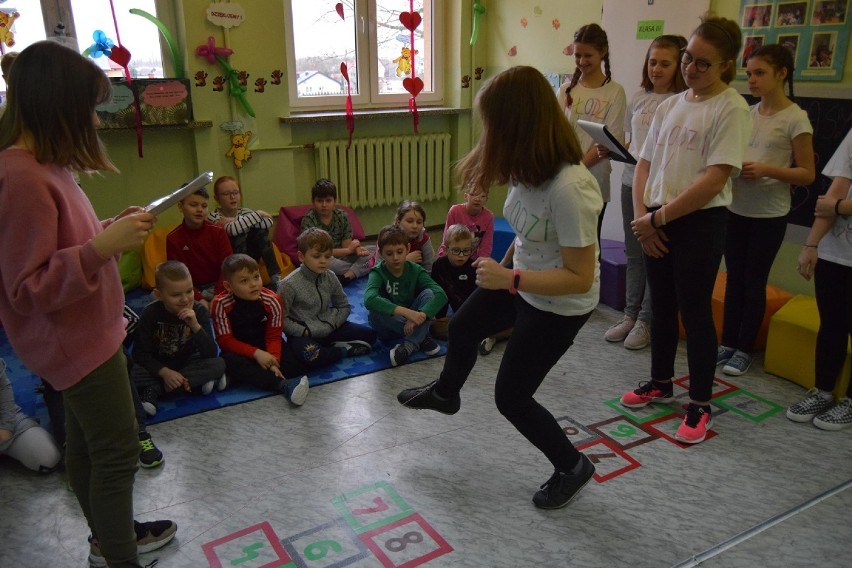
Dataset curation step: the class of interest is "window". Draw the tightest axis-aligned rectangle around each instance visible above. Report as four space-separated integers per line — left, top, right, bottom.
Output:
0 1 169 93
283 0 443 110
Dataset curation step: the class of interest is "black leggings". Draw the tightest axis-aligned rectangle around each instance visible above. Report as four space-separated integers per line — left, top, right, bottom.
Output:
722 212 787 353
814 259 852 397
435 286 592 473
645 207 727 402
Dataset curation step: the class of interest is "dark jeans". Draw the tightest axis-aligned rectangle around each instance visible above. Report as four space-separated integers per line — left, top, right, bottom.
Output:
645 207 727 402
434 287 592 473
722 212 787 353
231 228 280 277
814 259 852 397
222 351 303 393
286 321 377 370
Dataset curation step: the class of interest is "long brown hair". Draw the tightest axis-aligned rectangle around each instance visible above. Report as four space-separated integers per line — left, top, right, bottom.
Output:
565 23 612 107
640 35 688 93
693 14 742 84
0 41 115 172
456 66 584 194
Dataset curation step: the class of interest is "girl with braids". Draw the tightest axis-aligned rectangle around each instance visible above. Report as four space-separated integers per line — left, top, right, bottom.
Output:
605 34 687 351
718 44 815 376
557 23 627 240
619 14 751 444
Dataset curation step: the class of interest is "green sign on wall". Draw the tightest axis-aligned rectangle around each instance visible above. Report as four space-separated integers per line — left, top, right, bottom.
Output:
637 20 664 40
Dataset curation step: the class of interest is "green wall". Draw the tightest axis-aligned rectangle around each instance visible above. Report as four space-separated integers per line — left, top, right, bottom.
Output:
84 0 847 296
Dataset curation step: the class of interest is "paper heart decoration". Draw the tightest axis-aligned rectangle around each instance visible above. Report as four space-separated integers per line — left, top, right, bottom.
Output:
109 45 132 67
399 11 422 31
403 77 424 97
335 3 344 20
508 45 517 57
563 45 574 56
340 62 349 81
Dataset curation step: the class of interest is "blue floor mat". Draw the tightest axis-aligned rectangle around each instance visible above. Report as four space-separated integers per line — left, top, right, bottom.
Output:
1 276 444 427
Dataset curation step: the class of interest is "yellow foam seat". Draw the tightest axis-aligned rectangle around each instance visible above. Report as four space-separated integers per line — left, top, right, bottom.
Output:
764 295 851 398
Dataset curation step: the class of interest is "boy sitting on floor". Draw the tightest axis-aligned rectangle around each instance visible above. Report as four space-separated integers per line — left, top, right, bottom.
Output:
279 228 377 370
167 186 233 310
131 261 227 417
209 175 283 288
211 254 310 406
300 178 371 285
364 225 447 367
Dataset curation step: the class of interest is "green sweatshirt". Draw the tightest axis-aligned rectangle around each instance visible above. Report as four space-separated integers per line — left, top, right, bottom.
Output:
363 260 448 317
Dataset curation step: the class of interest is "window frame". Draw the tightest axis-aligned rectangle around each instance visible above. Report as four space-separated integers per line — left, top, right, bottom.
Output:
283 0 444 112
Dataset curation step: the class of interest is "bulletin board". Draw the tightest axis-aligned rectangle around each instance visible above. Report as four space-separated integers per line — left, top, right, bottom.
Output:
738 0 851 81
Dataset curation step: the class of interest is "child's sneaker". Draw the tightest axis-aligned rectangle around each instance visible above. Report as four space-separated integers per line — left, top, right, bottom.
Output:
722 350 752 376
216 373 228 391
532 454 595 509
478 336 496 355
138 431 163 469
397 380 460 414
390 342 416 367
420 337 441 356
333 340 372 357
813 398 852 431
716 345 736 366
201 380 215 395
140 386 159 416
88 519 177 567
620 380 673 408
286 376 310 406
675 403 713 444
623 320 650 350
786 388 835 423
604 316 635 342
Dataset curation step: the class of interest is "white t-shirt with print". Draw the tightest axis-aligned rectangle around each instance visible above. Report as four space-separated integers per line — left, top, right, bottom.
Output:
639 87 751 209
818 127 852 268
622 90 677 187
730 103 813 218
503 163 603 316
558 80 627 202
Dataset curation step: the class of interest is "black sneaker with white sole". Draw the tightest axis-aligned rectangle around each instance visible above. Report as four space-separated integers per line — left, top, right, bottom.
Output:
532 453 595 509
420 337 441 356
88 519 177 567
333 340 373 357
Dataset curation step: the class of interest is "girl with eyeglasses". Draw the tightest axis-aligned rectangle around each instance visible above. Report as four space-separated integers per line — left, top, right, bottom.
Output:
787 127 852 430
605 34 688 352
619 14 751 444
718 45 815 377
438 186 494 262
558 23 627 243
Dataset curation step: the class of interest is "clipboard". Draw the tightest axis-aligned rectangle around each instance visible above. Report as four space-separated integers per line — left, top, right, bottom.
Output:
145 171 214 215
576 120 636 165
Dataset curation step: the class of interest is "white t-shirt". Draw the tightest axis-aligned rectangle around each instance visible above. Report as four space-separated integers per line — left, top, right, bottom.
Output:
639 87 751 209
729 103 813 218
817 127 852 268
503 163 603 316
558 80 627 202
622 90 677 187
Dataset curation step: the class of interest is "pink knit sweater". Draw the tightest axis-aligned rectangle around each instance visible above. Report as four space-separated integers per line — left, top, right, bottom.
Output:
0 149 125 390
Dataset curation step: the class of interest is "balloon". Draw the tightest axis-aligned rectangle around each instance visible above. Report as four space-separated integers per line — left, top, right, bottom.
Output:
129 8 185 78
470 0 486 46
196 36 233 65
83 30 114 58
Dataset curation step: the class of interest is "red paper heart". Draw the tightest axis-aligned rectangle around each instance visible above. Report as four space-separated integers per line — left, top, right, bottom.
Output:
508 45 517 57
335 3 344 20
403 77 424 97
340 62 349 82
109 44 132 67
399 11 422 31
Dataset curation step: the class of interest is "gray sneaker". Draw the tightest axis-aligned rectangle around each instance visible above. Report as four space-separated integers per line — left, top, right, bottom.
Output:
623 320 650 350
716 345 736 366
722 350 753 376
786 388 834 423
390 342 416 367
604 316 635 342
813 398 852 431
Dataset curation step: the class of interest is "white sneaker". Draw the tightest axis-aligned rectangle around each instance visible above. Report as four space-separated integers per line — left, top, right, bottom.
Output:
813 398 852 431
604 316 635 342
201 380 215 395
623 320 650 350
216 373 228 391
288 376 310 406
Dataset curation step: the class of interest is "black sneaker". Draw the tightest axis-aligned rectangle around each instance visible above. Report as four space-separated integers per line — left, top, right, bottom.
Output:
333 340 373 357
138 431 164 469
532 454 595 509
420 337 441 356
140 386 160 416
397 380 460 415
390 342 415 367
88 519 177 566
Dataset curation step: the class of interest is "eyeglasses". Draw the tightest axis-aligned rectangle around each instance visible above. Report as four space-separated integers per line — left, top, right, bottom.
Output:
218 190 240 197
449 247 473 256
680 50 723 73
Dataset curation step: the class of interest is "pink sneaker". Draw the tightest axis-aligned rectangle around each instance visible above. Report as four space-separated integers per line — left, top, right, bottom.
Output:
620 381 673 408
675 403 713 444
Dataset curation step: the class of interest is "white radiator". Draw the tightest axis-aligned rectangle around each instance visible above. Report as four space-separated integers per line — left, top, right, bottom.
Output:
315 134 452 208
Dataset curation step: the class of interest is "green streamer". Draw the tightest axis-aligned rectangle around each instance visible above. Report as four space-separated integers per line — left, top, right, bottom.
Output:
470 0 486 46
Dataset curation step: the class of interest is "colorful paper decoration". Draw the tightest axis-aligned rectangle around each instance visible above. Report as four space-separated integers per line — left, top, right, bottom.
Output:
335 3 345 20
226 130 252 168
0 9 20 51
400 2 422 133
206 2 245 28
340 62 354 148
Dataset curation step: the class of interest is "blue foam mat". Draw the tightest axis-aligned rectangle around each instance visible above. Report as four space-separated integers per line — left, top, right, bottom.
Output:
1 276 444 427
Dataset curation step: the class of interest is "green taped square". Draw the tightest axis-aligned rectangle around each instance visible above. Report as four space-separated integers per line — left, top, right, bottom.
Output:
713 389 783 423
331 481 413 535
604 397 677 423
637 20 664 40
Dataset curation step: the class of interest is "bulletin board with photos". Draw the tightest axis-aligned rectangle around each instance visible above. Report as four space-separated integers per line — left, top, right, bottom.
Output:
738 0 850 81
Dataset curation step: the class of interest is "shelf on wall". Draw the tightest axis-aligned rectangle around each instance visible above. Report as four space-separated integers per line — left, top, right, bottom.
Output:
98 120 214 131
